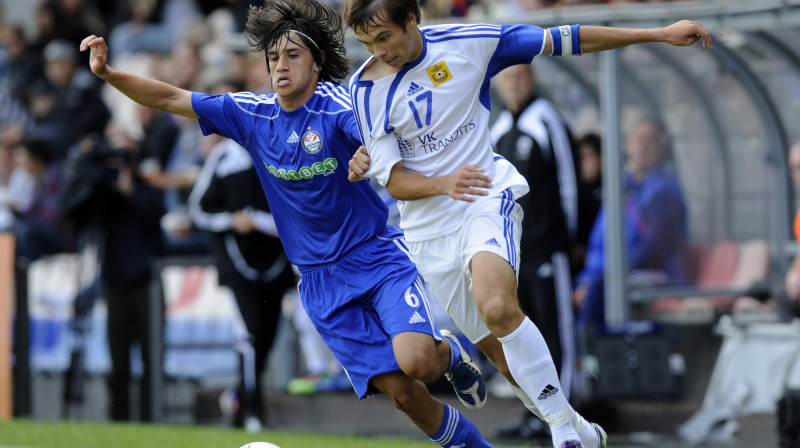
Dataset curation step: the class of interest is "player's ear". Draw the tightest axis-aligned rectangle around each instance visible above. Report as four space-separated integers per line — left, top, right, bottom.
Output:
406 10 417 29
315 51 325 72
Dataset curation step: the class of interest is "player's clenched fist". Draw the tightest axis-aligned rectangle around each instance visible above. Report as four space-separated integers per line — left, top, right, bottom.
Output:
348 146 370 182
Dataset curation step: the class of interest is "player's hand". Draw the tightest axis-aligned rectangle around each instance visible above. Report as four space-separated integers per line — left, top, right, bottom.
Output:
662 20 712 49
348 146 370 182
443 165 492 202
233 210 256 234
573 283 588 309
79 35 112 78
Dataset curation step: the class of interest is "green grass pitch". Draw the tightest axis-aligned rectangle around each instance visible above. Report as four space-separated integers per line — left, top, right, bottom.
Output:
0 419 537 448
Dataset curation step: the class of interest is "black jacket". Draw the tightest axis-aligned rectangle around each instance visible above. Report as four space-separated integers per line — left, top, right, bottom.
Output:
188 140 290 287
491 96 581 262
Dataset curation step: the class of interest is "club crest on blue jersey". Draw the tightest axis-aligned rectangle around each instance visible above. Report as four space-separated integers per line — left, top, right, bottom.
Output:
395 132 415 158
302 129 323 154
426 61 452 87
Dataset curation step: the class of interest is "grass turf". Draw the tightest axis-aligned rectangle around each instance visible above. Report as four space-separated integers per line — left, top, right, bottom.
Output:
0 419 537 448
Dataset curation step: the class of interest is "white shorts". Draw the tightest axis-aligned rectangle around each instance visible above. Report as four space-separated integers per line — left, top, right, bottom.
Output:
408 189 523 343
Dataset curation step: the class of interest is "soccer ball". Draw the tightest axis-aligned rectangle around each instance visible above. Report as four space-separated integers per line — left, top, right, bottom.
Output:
239 443 281 448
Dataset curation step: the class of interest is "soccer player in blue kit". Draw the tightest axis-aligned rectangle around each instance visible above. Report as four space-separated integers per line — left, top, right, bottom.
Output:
344 1 712 447
80 1 494 446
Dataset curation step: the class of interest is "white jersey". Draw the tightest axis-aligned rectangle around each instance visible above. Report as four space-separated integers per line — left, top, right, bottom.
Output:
350 23 548 242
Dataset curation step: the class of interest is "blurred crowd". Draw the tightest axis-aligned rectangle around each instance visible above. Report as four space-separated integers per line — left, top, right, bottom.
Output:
0 0 707 263
0 0 272 261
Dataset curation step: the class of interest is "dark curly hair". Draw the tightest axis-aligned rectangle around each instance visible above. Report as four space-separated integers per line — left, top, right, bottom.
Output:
245 0 350 83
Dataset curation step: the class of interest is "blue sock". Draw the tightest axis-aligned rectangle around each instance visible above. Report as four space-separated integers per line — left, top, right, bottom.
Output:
429 404 494 447
445 337 462 372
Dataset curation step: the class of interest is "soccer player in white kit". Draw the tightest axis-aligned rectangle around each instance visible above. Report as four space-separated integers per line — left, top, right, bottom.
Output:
344 1 712 446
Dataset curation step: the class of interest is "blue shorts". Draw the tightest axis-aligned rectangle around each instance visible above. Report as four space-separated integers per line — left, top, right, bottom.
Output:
297 226 441 398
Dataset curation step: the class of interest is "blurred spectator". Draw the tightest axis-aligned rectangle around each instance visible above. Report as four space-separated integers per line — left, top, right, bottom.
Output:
30 1 59 54
0 91 32 144
574 133 602 274
108 0 179 56
0 142 11 185
421 0 487 19
779 140 800 317
164 33 206 90
0 143 11 230
6 138 66 259
574 118 689 331
26 38 110 159
490 64 581 441
58 130 165 421
46 0 107 49
153 113 208 255
134 104 180 176
1 25 44 102
188 125 293 431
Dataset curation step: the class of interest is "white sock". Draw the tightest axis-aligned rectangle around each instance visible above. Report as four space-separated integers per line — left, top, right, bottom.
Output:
507 382 544 420
572 412 600 448
550 422 576 446
510 377 600 447
498 317 578 445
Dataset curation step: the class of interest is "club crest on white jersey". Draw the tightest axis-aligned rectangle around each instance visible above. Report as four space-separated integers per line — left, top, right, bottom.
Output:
426 61 453 86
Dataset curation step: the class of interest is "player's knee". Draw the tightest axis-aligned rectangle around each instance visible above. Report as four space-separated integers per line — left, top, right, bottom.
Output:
397 352 440 382
477 294 518 329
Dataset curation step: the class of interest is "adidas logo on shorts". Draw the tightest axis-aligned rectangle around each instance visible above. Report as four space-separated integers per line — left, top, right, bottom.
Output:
408 311 426 324
287 131 300 143
484 238 501 247
538 384 559 400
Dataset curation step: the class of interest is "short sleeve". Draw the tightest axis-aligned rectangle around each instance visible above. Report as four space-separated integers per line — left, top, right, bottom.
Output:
192 92 252 147
486 24 547 79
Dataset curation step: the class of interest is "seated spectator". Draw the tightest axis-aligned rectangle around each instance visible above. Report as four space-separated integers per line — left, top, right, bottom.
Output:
6 139 66 260
574 132 602 276
574 118 689 331
154 115 209 255
47 0 106 48
771 140 800 317
108 0 178 56
2 25 44 101
26 39 110 159
0 142 15 230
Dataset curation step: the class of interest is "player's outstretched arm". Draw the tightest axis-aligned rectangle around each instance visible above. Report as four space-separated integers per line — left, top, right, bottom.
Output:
578 20 712 53
80 35 198 119
386 163 492 203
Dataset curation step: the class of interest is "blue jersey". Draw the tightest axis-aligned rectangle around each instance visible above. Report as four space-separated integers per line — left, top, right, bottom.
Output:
192 82 389 267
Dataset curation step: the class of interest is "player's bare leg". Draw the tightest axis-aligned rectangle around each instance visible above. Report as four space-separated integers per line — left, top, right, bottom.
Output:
471 251 584 447
393 330 487 410
370 372 493 447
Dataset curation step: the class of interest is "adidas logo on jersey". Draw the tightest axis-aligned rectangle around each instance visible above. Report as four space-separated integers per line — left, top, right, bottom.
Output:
407 82 424 96
287 131 300 143
484 238 501 247
408 311 426 324
538 384 559 400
